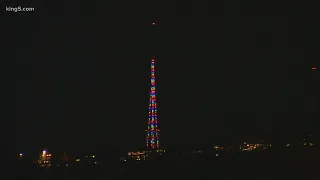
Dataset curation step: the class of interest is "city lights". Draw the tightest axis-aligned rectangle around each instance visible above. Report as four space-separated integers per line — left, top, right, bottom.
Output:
240 143 272 151
39 149 52 168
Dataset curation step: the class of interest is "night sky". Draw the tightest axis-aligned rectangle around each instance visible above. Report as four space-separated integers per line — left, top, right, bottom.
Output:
13 2 319 154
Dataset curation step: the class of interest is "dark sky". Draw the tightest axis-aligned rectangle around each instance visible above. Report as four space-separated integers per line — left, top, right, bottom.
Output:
13 1 319 153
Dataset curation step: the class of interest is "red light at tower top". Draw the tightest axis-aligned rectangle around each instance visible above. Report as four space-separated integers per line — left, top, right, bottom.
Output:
312 67 316 70
152 22 156 26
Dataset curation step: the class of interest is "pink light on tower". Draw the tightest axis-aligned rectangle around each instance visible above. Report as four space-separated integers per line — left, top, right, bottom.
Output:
312 67 316 70
152 22 156 26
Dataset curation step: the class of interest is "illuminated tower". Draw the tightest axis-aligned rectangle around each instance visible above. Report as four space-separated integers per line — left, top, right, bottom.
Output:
145 58 160 149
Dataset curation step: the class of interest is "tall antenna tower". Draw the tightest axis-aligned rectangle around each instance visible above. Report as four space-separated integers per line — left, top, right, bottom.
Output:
145 57 160 149
145 22 160 150
311 65 317 112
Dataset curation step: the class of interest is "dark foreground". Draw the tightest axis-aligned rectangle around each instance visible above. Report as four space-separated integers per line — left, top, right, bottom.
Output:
16 151 320 180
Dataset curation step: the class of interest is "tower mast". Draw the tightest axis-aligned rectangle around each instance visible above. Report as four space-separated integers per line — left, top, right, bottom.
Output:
311 65 317 112
146 22 160 150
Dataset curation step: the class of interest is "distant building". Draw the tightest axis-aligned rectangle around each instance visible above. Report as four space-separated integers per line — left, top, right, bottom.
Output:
38 149 52 168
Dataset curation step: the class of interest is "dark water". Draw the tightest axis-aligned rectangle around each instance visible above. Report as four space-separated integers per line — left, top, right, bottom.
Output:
16 152 320 180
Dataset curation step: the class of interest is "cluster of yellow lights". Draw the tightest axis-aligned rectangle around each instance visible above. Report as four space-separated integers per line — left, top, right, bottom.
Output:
123 149 166 161
241 143 271 151
41 150 51 157
213 146 224 150
85 155 95 158
39 150 52 167
304 142 314 146
128 151 145 156
128 149 165 156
